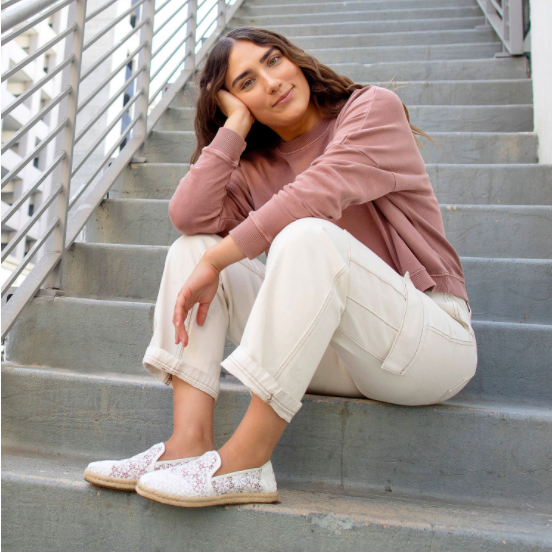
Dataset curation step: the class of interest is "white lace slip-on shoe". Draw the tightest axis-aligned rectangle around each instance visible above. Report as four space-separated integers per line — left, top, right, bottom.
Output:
135 450 279 507
83 442 200 491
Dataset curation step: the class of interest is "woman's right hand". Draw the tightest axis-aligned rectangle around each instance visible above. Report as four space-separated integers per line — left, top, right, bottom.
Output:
215 88 255 127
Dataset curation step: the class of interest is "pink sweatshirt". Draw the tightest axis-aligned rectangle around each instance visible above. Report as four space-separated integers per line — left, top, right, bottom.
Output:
169 85 468 301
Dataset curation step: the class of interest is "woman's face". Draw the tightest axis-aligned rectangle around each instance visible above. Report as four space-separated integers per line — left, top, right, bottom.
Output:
223 40 314 133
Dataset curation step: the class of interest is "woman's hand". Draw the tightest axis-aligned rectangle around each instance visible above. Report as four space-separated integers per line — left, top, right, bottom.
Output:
213 86 255 127
173 259 221 347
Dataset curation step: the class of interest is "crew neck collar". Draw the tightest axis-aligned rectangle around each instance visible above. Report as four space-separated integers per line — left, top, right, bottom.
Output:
276 114 335 154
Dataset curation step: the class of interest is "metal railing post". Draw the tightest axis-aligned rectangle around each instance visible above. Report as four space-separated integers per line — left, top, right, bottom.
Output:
185 0 196 72
131 0 155 159
217 0 226 30
42 0 87 290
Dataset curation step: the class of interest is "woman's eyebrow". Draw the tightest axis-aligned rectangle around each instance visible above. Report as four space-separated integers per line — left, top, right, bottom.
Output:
231 47 277 89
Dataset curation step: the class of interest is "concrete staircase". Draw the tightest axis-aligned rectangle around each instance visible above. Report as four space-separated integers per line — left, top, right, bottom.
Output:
3 0 552 549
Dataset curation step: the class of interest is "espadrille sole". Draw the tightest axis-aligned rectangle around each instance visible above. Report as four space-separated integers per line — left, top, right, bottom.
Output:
135 482 279 507
84 469 137 491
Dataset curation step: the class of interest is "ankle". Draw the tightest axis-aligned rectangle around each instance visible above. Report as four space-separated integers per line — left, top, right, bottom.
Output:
214 443 271 477
160 434 214 461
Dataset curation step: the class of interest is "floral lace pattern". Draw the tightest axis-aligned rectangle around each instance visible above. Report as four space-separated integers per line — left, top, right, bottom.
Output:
138 450 276 499
211 468 263 495
110 443 165 479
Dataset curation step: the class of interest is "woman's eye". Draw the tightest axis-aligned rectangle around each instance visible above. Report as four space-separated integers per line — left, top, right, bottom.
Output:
242 56 280 89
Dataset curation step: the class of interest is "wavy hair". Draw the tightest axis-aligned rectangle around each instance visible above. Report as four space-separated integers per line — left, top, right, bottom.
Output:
188 27 438 165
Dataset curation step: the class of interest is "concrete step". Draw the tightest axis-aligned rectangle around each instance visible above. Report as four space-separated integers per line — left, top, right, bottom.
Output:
303 42 503 64
60 242 552 325
408 105 533 132
156 104 533 133
240 0 480 14
3 448 551 552
317 58 531 82
227 16 487 36
84 199 551 259
170 80 533 109
232 6 484 25
286 29 499 49
417 131 537 164
111 163 552 206
5 297 552 403
2 365 552 510
246 0 479 5
143 130 537 164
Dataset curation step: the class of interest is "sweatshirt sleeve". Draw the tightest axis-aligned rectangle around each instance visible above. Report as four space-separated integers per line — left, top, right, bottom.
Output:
168 126 254 237
229 86 418 260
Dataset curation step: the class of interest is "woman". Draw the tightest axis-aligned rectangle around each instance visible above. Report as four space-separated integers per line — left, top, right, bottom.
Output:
84 27 477 508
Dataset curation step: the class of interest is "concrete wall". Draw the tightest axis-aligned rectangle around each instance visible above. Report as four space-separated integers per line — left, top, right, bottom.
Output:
530 0 552 163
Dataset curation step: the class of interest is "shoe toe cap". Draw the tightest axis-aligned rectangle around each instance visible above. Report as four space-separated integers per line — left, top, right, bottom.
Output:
85 460 115 477
139 468 198 497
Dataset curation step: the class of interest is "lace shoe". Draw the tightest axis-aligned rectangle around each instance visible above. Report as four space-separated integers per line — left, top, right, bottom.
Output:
84 442 199 491
135 450 279 507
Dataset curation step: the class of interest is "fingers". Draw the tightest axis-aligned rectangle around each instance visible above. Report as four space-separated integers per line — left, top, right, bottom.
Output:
173 288 190 346
196 302 210 327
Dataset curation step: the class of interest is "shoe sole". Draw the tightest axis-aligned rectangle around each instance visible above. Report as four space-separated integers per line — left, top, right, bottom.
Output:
83 470 137 491
135 482 279 507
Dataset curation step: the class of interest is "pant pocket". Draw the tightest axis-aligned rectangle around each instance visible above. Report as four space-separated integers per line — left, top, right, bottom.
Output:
381 272 428 376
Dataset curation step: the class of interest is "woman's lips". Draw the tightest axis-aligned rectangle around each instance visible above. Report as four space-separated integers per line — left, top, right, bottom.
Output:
274 87 293 106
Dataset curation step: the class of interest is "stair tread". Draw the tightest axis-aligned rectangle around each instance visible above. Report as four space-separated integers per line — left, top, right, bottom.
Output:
3 362 552 413
3 446 552 535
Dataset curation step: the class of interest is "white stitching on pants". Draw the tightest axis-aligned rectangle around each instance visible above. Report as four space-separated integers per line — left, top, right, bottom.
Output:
335 325 385 361
274 262 349 380
344 295 400 332
427 325 476 345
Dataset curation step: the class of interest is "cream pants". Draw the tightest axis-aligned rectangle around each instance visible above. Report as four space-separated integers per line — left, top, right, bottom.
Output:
143 218 478 423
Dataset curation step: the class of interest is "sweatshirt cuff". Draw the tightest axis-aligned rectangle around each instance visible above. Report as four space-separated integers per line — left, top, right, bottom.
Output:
204 126 247 165
229 216 271 260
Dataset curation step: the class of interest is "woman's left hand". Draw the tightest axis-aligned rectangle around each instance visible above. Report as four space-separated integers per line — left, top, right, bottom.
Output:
173 259 221 347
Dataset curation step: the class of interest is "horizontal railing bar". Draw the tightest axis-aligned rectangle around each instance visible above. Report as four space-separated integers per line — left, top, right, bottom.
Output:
69 114 141 209
196 0 217 29
77 40 145 114
1 117 68 189
152 23 191 59
1 23 76 82
148 48 191 106
152 3 190 38
1 182 63 263
71 88 142 178
150 31 191 82
1 249 62 340
1 216 59 297
488 0 503 16
154 0 185 16
1 0 24 11
84 0 117 22
1 0 73 45
75 64 145 144
83 0 147 52
2 55 73 119
65 136 141 249
2 86 70 154
80 18 147 81
1 0 62 33
2 152 65 225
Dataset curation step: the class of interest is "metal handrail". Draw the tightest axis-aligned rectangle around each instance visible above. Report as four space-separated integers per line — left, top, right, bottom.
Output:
476 0 530 55
1 0 246 340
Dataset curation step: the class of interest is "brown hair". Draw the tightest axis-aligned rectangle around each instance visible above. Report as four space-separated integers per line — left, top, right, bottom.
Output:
188 26 438 165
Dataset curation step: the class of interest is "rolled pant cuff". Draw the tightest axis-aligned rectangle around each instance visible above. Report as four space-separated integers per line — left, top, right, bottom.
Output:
142 346 220 400
221 346 302 423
